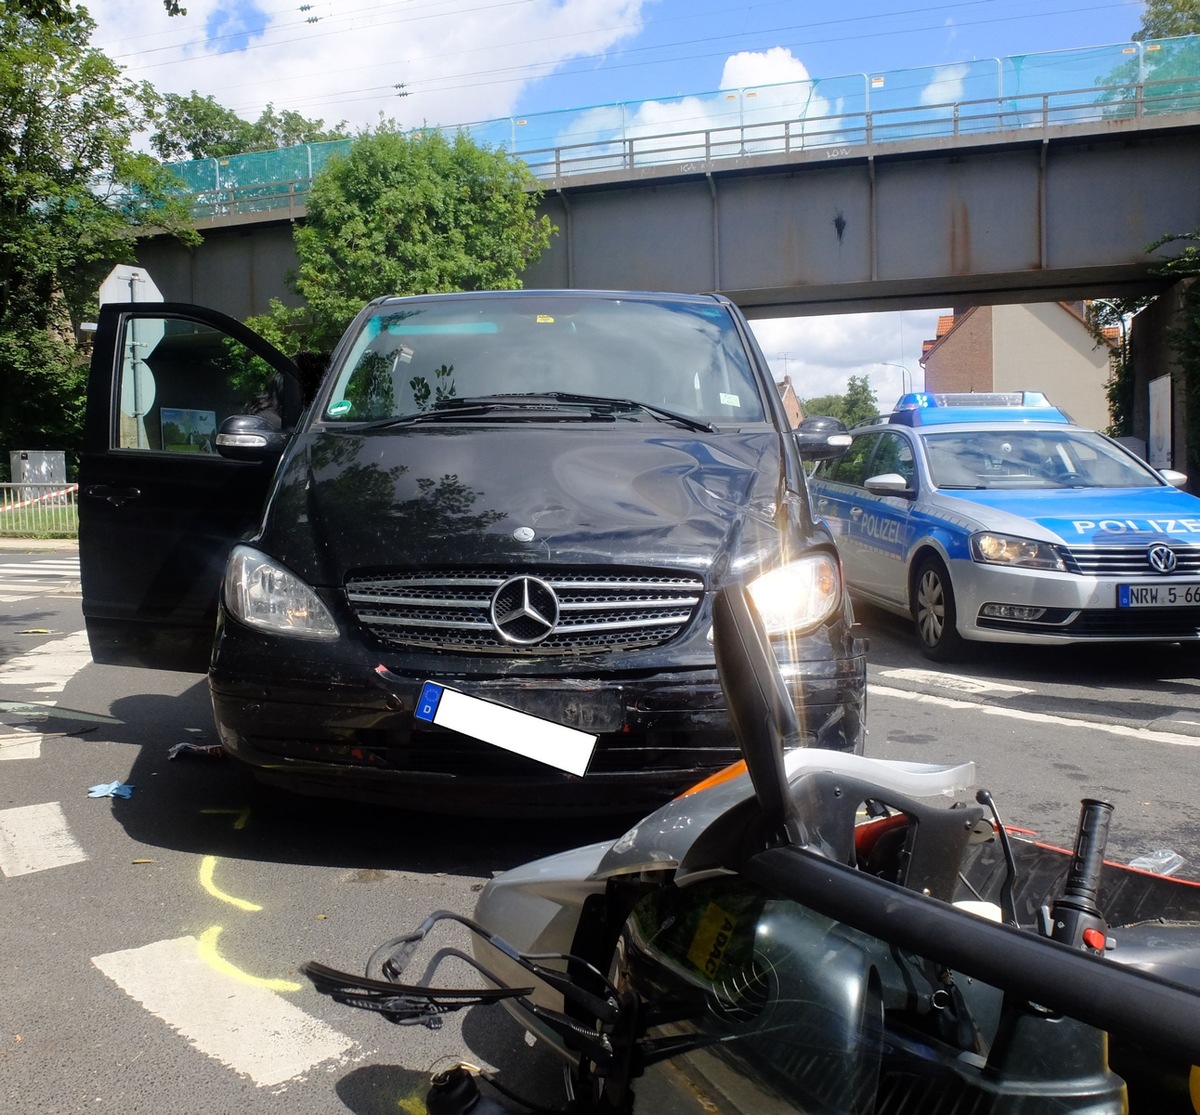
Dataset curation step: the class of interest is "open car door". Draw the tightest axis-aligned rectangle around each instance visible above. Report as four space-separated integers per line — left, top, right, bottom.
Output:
80 303 303 672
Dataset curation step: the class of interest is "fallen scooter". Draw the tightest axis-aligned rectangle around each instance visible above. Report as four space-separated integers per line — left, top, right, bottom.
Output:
304 583 1200 1113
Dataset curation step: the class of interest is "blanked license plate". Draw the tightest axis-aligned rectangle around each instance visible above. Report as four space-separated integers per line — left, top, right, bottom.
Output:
414 681 597 776
1118 583 1200 608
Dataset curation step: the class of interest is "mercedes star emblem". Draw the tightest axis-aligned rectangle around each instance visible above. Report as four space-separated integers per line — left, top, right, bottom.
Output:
490 575 559 645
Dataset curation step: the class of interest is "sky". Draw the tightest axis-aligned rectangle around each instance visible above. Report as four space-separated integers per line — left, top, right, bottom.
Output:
84 0 1149 405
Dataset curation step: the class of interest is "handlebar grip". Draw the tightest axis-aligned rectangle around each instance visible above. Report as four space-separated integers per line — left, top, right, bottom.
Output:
1049 798 1114 950
1063 798 1114 908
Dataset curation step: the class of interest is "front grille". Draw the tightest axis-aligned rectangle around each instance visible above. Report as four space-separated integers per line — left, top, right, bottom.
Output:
1059 543 1200 576
345 568 704 655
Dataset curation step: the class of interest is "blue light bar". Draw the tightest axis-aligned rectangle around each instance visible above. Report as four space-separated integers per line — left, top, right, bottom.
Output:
889 391 1071 427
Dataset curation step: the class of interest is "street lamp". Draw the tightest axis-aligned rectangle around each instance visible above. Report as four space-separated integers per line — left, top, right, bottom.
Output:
882 361 913 395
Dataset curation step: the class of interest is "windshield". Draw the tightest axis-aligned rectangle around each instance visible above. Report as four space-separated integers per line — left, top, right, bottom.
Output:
921 428 1164 490
320 294 766 425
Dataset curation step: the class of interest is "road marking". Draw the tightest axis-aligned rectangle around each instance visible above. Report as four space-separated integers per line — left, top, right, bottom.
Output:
199 855 263 912
0 630 92 695
877 668 1034 696
92 935 354 1088
871 684 1200 747
197 926 301 992
0 558 81 601
0 729 43 760
0 632 94 759
0 802 88 876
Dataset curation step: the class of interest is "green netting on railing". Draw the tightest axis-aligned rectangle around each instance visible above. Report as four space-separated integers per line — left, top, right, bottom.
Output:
164 35 1200 212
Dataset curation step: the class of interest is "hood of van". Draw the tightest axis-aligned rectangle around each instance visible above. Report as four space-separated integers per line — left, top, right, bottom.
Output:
263 424 788 584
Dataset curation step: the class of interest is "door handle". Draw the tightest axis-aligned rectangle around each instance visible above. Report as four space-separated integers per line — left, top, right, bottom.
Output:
83 484 142 507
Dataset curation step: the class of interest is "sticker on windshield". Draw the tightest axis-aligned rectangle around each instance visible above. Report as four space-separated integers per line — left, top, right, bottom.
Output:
720 393 741 408
536 314 555 324
327 400 353 418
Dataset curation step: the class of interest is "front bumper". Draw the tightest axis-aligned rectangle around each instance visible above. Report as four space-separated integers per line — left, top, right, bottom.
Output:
952 560 1200 644
208 624 865 815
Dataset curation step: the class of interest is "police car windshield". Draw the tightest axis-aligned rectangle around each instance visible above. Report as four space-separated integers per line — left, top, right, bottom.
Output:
922 429 1162 491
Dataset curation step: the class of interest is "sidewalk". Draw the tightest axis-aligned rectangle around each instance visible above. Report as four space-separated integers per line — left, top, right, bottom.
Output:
0 536 79 552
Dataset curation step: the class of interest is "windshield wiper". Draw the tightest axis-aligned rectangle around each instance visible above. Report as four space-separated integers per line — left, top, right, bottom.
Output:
532 391 716 433
336 393 716 433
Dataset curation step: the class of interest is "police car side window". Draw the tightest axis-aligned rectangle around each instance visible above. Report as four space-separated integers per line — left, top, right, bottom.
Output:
826 434 880 487
873 432 915 486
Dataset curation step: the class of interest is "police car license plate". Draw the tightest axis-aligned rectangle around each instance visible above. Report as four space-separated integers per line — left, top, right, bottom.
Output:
1118 584 1200 608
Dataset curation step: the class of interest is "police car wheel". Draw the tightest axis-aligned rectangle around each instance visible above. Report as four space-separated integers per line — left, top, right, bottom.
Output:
913 556 963 661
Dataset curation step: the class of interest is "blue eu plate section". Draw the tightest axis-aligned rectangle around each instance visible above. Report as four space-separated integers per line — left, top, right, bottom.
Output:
415 681 444 723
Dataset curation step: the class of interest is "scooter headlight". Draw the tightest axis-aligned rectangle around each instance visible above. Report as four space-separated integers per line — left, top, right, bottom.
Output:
223 545 339 640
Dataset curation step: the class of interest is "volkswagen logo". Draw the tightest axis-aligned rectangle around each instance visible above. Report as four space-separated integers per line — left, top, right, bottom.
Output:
490 575 559 645
1148 544 1178 574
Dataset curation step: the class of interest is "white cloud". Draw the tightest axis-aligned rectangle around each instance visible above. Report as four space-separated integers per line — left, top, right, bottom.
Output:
749 308 948 409
552 46 836 167
920 63 970 106
88 0 650 132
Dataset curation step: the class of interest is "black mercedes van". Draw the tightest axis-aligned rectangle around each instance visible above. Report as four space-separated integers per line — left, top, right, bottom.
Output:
80 290 864 812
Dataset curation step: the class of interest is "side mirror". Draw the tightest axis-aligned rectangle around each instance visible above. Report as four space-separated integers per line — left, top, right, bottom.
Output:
864 472 914 496
795 415 852 461
711 583 803 847
216 414 290 462
1160 469 1188 490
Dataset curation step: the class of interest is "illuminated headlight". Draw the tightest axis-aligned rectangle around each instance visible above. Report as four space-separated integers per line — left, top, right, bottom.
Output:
746 554 842 635
970 533 1066 572
223 545 339 640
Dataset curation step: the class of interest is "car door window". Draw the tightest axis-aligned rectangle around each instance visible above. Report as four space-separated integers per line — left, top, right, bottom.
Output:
823 433 880 487
115 315 282 453
871 431 915 487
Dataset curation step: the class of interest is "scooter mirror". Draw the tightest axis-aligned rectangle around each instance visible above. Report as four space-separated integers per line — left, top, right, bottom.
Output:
711 582 804 846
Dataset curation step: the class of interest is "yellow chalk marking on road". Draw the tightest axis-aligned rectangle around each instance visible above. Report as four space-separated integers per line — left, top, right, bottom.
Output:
199 855 263 912
396 1093 426 1115
201 807 251 830
197 926 301 993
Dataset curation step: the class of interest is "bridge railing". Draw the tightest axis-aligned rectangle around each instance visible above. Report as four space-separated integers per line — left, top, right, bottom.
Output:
169 35 1200 220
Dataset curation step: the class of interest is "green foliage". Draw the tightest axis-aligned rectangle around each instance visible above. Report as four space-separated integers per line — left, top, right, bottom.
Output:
802 374 879 426
1083 298 1147 437
0 5 197 479
148 92 349 161
1134 0 1200 39
255 126 555 355
1149 230 1200 478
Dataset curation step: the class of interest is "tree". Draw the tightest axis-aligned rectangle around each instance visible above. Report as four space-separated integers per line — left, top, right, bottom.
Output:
249 126 555 355
148 92 348 161
802 374 879 426
7 1 187 19
1133 0 1200 40
0 5 197 478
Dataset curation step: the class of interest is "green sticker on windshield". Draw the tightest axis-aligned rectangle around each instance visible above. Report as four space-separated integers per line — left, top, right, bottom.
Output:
720 393 741 408
328 400 352 418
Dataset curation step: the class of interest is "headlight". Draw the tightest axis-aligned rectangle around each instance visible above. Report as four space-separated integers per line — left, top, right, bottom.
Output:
970 533 1066 571
223 545 339 640
746 554 842 635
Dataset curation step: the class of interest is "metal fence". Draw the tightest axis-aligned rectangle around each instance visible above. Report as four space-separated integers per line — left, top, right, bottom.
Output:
0 483 79 537
165 34 1200 220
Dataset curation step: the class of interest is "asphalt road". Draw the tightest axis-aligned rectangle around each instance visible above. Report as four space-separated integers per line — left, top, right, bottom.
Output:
3 554 1200 1113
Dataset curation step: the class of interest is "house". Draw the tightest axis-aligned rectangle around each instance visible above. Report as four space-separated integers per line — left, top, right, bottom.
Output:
776 374 805 428
920 303 1116 431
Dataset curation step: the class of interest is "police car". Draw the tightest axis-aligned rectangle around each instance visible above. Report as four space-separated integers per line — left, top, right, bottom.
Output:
808 391 1200 659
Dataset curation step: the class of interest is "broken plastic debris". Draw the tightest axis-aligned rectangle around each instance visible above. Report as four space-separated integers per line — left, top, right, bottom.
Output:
1127 849 1185 876
167 741 225 760
88 781 134 799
